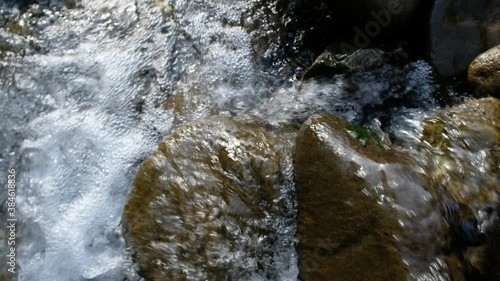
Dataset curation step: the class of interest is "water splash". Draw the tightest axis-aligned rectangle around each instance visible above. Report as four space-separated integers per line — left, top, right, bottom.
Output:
0 0 452 280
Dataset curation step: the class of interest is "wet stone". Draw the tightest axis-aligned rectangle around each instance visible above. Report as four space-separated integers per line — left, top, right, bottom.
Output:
468 45 500 99
420 97 500 279
421 97 500 207
294 113 409 281
122 115 297 281
302 48 389 80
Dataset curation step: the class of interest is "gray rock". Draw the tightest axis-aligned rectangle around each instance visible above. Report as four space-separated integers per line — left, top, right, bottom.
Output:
430 0 500 77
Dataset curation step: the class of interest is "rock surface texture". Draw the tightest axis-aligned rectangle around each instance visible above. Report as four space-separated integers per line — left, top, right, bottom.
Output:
421 97 500 280
123 116 297 281
468 45 500 99
421 97 500 207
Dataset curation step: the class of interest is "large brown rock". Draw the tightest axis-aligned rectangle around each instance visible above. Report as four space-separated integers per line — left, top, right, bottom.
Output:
295 106 500 280
468 45 500 99
294 113 409 281
430 0 500 77
123 116 297 281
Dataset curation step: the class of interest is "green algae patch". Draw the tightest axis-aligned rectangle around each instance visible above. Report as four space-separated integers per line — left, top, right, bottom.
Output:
346 123 385 149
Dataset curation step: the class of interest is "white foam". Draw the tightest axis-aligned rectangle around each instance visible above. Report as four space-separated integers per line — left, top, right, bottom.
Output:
4 0 297 280
2 0 443 280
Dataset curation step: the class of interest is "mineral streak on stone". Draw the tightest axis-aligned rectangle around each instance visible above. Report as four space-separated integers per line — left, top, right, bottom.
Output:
122 115 297 281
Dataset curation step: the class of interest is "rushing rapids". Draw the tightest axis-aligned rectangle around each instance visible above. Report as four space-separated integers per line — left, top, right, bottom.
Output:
0 0 498 281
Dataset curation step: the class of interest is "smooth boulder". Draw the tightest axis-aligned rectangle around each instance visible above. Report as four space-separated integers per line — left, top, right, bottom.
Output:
123 116 297 281
468 45 500 98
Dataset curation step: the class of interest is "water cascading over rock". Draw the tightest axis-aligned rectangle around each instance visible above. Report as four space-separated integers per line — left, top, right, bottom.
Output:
420 97 500 280
293 97 500 280
294 113 410 281
122 116 298 281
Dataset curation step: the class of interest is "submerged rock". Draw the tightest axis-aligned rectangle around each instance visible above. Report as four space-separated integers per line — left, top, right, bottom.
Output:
468 45 500 99
294 113 409 281
122 116 297 281
302 48 386 80
429 0 500 77
482 210 500 280
467 204 500 280
162 83 216 126
302 45 408 80
299 45 436 127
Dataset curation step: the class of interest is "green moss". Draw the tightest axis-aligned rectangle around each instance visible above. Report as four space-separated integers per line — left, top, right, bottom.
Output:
346 123 384 149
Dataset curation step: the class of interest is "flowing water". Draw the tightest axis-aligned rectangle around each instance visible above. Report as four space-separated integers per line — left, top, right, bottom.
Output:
0 0 484 281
